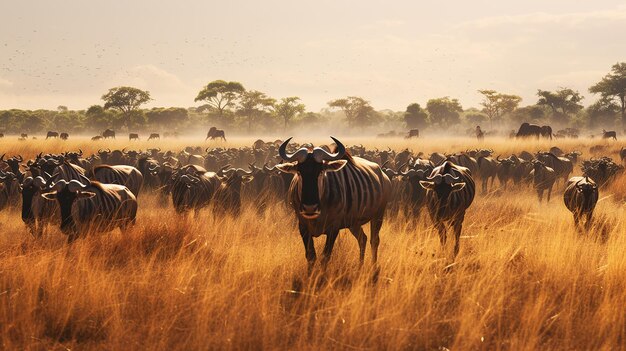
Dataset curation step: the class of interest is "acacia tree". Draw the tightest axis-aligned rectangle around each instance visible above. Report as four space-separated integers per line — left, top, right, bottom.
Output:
237 90 276 132
102 86 151 131
275 97 305 130
426 97 463 129
195 80 245 122
404 103 428 130
536 88 583 123
328 96 377 128
478 90 522 127
589 62 626 127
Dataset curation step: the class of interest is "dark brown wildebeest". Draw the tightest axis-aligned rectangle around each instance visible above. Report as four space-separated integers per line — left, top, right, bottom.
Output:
0 133 4 138
46 131 59 139
148 133 160 141
529 160 556 202
102 129 116 139
602 129 617 140
405 129 419 139
20 133 28 139
60 132 69 140
620 147 626 163
91 135 103 141
129 133 139 141
276 137 391 270
516 123 553 139
206 127 226 141
563 176 598 232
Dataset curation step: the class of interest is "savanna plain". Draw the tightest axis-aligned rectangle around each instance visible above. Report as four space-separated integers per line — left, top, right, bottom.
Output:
1 136 625 350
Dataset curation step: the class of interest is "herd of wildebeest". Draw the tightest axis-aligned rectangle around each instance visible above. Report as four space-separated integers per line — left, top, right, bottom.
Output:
0 125 625 268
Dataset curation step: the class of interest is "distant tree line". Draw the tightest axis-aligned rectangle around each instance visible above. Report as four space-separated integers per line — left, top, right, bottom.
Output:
0 63 624 135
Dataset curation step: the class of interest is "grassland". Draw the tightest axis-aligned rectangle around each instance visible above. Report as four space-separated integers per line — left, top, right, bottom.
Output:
0 136 625 350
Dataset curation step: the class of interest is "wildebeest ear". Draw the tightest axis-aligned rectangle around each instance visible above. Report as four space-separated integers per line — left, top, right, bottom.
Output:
451 182 466 192
242 175 254 183
41 192 57 200
324 160 347 172
77 191 96 198
419 180 436 190
275 162 298 174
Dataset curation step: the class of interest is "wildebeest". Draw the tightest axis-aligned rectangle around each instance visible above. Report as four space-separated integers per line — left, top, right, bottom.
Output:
213 168 254 215
20 176 58 237
0 133 3 138
90 165 144 197
476 155 497 193
102 129 116 139
206 127 227 141
41 180 137 243
516 123 553 139
60 132 69 140
602 129 617 140
529 160 556 202
46 131 59 139
563 176 598 232
496 156 516 189
20 133 28 139
171 165 221 214
277 137 391 269
621 147 626 163
148 133 160 141
536 152 573 183
92 135 103 141
406 129 419 139
419 161 475 257
129 133 139 141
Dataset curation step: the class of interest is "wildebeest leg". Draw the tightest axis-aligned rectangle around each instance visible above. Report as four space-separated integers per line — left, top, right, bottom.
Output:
321 229 339 268
452 215 464 258
370 210 385 263
349 225 367 265
537 189 543 203
547 186 553 202
299 223 316 271
435 221 447 247
584 211 593 231
482 178 487 194
573 213 581 233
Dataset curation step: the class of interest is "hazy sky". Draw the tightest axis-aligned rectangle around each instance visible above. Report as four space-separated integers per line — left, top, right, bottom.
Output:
1 0 624 112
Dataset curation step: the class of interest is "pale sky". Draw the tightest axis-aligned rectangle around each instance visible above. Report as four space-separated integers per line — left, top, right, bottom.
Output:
1 0 624 112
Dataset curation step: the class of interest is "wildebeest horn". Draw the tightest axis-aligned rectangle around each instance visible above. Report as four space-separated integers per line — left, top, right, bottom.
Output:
180 175 199 185
217 164 231 177
236 168 253 176
33 176 46 188
51 179 68 192
496 155 501 161
279 137 308 163
148 164 159 171
0 154 4 161
68 179 87 193
17 155 23 162
78 149 83 156
427 173 443 184
312 137 345 162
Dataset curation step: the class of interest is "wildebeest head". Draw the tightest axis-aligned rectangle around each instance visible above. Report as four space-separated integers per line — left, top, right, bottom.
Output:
42 180 95 234
20 176 49 223
419 162 466 199
276 137 347 219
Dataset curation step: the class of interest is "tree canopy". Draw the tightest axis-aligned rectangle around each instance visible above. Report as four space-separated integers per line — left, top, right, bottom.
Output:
237 90 276 132
404 103 428 130
275 97 305 130
536 88 583 123
328 96 378 129
426 97 463 128
195 80 245 117
478 90 522 127
589 62 626 126
102 86 151 131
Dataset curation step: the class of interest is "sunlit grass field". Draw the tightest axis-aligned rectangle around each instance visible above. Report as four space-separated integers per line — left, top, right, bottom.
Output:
0 135 625 350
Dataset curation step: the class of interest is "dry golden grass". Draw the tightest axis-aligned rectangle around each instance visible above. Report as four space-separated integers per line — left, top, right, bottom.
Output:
0 136 625 350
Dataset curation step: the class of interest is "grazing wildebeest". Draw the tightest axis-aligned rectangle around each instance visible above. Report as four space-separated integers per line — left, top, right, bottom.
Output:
91 135 103 141
102 129 116 139
602 129 617 140
476 126 484 141
20 176 58 237
536 152 573 183
129 133 139 141
563 176 598 232
206 127 227 141
419 161 475 258
529 160 556 202
90 165 144 197
406 129 419 139
42 180 137 243
516 123 553 139
276 137 391 270
20 133 28 139
46 131 59 139
60 132 69 140
148 133 160 141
